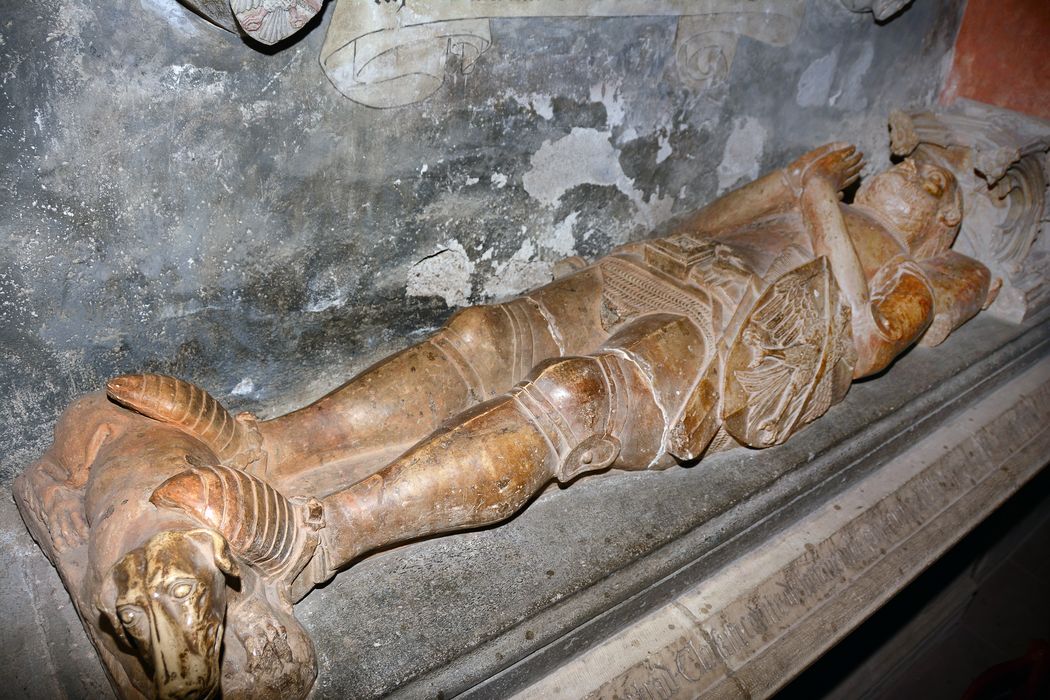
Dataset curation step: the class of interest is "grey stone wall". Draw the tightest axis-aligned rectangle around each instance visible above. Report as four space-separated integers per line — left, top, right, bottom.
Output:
0 0 963 486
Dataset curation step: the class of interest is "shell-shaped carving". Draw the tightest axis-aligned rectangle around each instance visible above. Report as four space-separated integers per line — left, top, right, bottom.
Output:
231 0 322 45
107 374 258 466
151 464 301 577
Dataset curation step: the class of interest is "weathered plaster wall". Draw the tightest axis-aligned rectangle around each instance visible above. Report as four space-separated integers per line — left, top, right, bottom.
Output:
0 0 962 487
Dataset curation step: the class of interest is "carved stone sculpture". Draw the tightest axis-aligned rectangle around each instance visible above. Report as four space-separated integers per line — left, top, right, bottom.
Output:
179 0 324 45
17 131 1015 697
840 0 915 22
889 101 1050 322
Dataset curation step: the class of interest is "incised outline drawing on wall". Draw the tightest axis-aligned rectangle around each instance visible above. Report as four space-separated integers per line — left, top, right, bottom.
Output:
177 0 806 107
15 107 1049 698
178 0 903 109
319 0 804 107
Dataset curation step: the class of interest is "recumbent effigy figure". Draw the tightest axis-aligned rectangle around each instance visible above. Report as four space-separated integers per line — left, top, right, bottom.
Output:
15 141 998 699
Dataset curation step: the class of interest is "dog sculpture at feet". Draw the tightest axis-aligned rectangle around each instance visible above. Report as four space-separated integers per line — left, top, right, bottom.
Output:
14 385 323 699
17 141 1003 698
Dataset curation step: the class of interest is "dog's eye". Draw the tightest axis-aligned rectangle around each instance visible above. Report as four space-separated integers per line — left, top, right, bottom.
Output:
117 606 139 624
170 581 195 599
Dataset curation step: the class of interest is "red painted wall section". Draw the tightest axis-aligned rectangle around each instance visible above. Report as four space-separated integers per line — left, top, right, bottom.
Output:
942 0 1050 120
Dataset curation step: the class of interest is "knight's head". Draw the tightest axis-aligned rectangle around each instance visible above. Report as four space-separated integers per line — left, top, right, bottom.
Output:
97 529 238 700
855 157 962 259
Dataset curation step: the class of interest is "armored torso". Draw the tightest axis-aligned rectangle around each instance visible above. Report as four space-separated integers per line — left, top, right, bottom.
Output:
592 213 856 459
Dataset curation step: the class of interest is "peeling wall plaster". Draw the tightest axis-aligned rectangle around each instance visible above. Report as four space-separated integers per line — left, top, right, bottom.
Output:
407 241 475 308
524 128 625 206
797 48 840 107
717 116 768 193
524 127 673 228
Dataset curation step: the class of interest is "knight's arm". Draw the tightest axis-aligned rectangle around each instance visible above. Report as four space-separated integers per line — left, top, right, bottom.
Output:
682 142 863 235
679 169 797 234
799 176 933 378
800 176 872 313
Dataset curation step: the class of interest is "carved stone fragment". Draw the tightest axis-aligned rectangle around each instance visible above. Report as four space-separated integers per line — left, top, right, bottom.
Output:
19 123 1044 697
231 0 324 45
178 0 240 34
178 0 324 45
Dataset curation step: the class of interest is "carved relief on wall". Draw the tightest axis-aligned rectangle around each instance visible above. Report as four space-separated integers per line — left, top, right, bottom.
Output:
179 0 916 92
180 0 325 44
177 0 805 75
840 0 915 22
19 110 1047 697
319 0 804 107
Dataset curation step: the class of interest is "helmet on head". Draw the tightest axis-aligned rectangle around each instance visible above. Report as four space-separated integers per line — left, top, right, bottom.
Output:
856 157 962 260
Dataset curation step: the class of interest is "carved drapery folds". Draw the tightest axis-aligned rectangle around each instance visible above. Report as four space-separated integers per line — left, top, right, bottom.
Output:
723 256 855 449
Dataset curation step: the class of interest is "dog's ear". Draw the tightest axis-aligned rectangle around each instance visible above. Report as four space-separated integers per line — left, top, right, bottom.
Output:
185 528 240 578
95 564 129 646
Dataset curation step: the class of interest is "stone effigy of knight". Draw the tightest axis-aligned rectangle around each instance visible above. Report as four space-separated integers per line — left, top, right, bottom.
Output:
15 140 1002 699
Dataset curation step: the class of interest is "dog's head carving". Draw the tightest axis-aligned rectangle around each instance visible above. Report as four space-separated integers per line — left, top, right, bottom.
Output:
97 529 238 700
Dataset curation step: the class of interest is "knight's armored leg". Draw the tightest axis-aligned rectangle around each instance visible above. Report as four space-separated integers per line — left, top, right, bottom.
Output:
294 313 708 593
259 297 564 478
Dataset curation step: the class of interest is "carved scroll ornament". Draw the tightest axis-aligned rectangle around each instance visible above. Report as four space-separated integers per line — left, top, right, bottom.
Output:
20 117 1037 696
